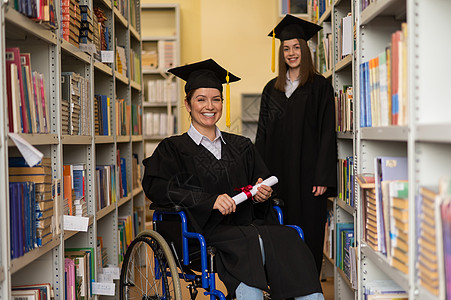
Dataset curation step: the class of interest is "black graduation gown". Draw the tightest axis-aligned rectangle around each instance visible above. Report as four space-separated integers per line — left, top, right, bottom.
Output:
142 132 322 299
255 74 337 274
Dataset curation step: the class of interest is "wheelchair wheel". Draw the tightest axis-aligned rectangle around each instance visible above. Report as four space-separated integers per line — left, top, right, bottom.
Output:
120 230 183 300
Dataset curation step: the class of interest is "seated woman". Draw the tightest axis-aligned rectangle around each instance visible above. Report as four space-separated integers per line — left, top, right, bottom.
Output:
142 59 324 300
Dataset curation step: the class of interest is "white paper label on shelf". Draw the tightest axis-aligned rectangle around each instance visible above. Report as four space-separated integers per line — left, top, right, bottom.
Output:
80 43 96 54
97 273 113 283
101 51 114 63
8 133 43 167
63 215 89 231
92 282 115 296
103 266 120 280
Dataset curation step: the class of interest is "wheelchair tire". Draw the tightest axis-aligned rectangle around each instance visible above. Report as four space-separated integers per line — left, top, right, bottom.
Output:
120 230 183 300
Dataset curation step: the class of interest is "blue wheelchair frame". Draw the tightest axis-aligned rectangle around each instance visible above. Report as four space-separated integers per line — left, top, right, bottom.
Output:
152 205 304 300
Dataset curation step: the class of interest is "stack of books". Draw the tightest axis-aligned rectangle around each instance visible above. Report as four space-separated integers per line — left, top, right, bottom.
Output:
9 157 54 258
417 185 440 296
79 5 94 45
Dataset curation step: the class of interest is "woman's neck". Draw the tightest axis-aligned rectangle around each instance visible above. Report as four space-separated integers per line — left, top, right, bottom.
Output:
288 67 300 81
193 123 216 141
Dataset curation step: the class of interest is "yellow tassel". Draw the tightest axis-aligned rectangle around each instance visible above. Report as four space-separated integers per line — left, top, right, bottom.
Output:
226 71 231 128
271 29 276 73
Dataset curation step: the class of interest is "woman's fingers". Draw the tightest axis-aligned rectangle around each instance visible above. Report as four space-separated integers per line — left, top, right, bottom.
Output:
214 194 236 215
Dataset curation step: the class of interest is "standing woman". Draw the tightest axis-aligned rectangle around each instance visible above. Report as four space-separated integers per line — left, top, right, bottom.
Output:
255 15 337 275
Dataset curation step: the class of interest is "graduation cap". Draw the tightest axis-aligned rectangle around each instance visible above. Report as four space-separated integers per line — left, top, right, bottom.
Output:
168 58 240 127
268 14 322 72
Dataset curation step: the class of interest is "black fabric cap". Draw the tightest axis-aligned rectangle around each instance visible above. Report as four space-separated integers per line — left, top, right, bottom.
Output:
269 14 322 41
168 58 240 93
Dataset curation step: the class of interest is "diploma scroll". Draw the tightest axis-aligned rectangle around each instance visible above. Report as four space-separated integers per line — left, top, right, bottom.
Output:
232 176 278 205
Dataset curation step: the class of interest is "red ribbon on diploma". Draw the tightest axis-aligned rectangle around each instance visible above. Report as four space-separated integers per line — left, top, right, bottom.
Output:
235 185 253 200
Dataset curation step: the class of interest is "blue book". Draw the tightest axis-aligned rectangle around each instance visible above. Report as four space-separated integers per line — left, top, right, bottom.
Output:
105 27 110 50
29 182 37 250
72 165 85 199
364 61 372 127
8 156 50 167
359 63 367 127
336 222 354 269
17 183 25 257
120 158 127 197
100 95 109 136
9 183 18 259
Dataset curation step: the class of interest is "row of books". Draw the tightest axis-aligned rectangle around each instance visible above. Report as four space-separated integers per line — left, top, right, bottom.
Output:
364 280 408 299
116 45 127 76
65 248 94 300
338 156 355 208
146 79 178 103
9 157 60 259
118 212 139 263
335 86 354 133
94 94 111 136
143 111 176 137
62 72 91 136
63 164 87 217
130 48 142 84
114 0 128 21
317 26 332 75
5 48 50 134
11 283 54 300
93 6 110 61
61 0 82 47
12 0 56 29
359 23 408 128
335 222 355 278
115 100 142 137
310 0 332 24
142 40 176 72
357 157 409 275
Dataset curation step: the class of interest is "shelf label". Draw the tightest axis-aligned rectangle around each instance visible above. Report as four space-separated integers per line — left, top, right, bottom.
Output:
63 215 89 231
80 43 96 54
103 266 121 280
92 282 115 296
101 51 114 63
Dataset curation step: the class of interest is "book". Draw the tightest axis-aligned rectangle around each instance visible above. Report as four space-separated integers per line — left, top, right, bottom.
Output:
12 283 53 300
374 157 408 255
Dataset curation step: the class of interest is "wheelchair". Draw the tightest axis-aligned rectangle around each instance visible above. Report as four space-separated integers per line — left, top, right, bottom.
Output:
119 199 304 300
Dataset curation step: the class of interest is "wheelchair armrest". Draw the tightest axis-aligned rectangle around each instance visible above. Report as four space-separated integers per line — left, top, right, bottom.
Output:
271 197 284 207
149 202 184 212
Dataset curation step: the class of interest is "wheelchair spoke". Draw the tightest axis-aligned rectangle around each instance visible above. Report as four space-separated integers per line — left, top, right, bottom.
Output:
121 235 180 300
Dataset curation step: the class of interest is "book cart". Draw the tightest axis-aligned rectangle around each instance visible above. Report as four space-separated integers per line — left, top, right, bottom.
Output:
0 0 144 295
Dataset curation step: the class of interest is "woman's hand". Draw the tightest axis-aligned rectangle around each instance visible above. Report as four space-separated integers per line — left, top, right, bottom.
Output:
254 178 273 203
312 186 327 196
213 194 236 215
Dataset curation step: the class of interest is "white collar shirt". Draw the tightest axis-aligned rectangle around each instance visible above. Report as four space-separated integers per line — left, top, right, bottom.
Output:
187 124 226 160
285 70 300 98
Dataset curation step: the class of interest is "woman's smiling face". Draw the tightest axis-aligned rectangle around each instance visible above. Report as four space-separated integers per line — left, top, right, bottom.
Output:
185 87 223 130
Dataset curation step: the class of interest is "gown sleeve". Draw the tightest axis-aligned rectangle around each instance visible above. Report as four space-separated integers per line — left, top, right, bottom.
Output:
255 81 273 159
314 78 338 195
141 138 218 231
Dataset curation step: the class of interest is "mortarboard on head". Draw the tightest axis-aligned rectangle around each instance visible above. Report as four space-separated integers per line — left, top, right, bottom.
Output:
268 14 322 72
168 58 241 127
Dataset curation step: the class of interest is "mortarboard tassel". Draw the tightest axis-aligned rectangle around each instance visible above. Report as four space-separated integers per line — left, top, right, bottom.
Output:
271 29 276 73
226 71 231 128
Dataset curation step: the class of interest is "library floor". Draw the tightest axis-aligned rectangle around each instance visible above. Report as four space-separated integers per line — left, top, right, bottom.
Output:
179 275 335 299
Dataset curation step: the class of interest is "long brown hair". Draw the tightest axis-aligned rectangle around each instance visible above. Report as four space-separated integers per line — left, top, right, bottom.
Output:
274 38 318 92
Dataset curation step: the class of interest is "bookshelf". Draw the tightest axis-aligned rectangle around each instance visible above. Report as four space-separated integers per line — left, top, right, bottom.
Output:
354 0 451 299
0 0 143 296
141 3 181 158
313 0 357 298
